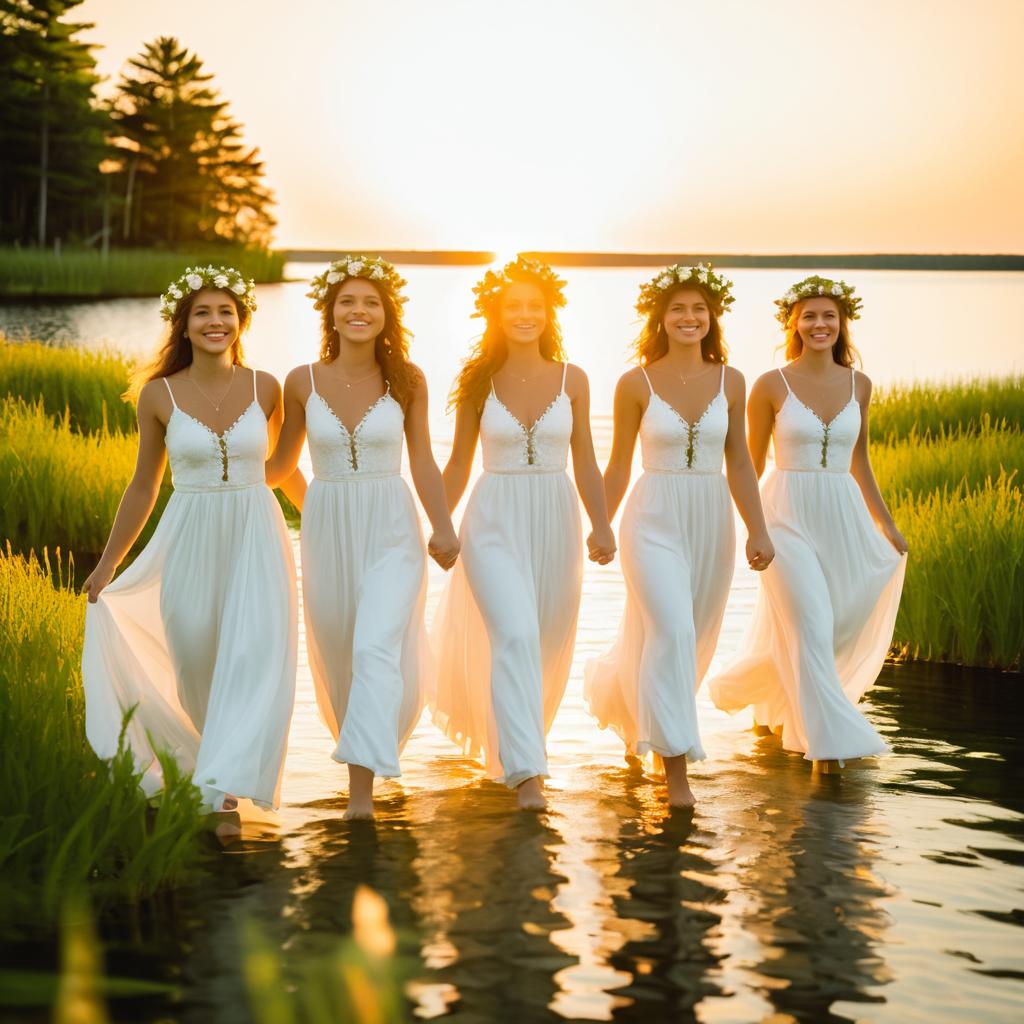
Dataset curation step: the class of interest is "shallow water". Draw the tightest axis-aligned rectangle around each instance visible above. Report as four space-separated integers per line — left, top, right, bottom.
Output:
2 269 1023 1020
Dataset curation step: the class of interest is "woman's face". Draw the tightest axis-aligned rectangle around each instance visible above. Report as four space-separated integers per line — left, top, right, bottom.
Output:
662 287 710 348
795 297 841 353
185 289 240 355
333 278 386 346
499 281 547 347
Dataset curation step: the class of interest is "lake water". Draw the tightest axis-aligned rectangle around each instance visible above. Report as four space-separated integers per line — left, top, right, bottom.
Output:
1 266 1023 1021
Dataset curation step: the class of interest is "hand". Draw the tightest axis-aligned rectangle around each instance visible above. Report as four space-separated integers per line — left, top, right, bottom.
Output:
427 527 460 571
881 520 909 555
746 532 775 572
587 525 616 565
82 560 116 603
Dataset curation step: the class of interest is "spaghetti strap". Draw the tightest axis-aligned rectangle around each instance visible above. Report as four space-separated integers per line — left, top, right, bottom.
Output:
308 363 316 394
490 377 497 398
778 368 792 393
719 364 726 394
560 362 568 394
849 367 856 401
639 365 654 395
163 377 177 408
251 367 258 403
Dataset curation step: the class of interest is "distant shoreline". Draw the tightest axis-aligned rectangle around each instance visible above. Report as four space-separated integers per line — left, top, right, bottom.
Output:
283 250 1024 271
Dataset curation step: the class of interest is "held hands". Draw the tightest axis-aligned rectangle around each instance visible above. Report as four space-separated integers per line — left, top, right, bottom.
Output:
881 520 909 555
427 528 461 571
82 560 116 603
587 525 617 565
746 533 775 572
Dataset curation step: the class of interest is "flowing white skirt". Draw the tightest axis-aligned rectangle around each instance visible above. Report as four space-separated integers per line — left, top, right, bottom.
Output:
708 469 906 761
301 475 428 779
585 472 734 765
83 484 297 810
431 470 583 787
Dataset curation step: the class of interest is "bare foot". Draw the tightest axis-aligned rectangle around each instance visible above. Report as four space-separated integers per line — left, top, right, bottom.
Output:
752 721 773 737
812 759 843 775
516 776 547 811
624 753 644 773
344 763 376 821
664 754 696 808
220 794 239 812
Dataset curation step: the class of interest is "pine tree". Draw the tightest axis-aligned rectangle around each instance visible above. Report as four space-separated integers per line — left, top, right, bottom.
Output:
108 36 275 247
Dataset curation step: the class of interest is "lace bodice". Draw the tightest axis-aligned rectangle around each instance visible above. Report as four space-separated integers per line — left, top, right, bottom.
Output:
305 364 404 479
163 371 267 491
480 363 572 473
773 367 859 472
638 365 728 474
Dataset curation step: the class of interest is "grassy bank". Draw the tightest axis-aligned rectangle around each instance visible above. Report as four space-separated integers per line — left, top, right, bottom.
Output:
0 245 284 298
0 339 135 433
0 547 209 927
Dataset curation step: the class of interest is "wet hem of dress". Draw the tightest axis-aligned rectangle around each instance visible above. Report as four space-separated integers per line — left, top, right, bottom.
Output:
503 770 551 790
331 752 402 780
637 741 707 763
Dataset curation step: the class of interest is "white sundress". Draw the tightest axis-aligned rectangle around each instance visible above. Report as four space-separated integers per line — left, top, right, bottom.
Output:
301 364 428 779
82 369 297 810
708 367 906 761
431 362 583 787
585 364 734 765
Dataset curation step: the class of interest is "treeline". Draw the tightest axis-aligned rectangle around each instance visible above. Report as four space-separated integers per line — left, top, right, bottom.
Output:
0 0 275 250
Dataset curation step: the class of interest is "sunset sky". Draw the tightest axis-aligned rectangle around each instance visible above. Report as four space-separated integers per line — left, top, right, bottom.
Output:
79 0 1024 253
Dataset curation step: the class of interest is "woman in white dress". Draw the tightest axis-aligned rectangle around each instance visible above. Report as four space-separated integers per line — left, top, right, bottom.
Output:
708 276 908 771
585 264 774 808
82 266 303 812
431 255 617 811
266 256 459 820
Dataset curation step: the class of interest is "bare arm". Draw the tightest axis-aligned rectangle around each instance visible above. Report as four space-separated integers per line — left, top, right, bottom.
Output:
722 368 774 571
82 381 170 602
746 372 777 478
602 371 644 521
850 373 908 554
405 368 460 569
265 366 309 489
260 369 307 510
441 399 481 514
567 365 616 564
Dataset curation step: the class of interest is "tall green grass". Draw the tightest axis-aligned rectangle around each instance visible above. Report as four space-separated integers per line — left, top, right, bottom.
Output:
871 376 1024 442
892 475 1023 670
0 397 171 562
0 339 135 433
0 547 209 926
873 418 1024 500
0 245 285 297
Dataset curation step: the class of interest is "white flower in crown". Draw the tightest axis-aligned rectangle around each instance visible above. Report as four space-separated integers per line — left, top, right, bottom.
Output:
186 273 203 290
169 286 182 299
370 265 384 279
832 283 844 296
214 274 228 288
348 260 365 275
231 280 246 295
659 273 674 288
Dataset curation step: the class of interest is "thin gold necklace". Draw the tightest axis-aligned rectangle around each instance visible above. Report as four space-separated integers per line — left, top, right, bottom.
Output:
331 367 380 389
501 364 551 385
189 366 235 411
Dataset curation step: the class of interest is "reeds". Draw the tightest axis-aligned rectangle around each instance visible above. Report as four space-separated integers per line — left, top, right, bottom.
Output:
0 339 136 434
0 547 208 925
0 245 285 298
871 375 1024 442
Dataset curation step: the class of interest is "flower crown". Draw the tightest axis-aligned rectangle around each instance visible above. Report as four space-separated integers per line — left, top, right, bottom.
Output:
159 265 256 322
307 255 408 310
636 262 735 317
775 275 862 326
472 255 567 318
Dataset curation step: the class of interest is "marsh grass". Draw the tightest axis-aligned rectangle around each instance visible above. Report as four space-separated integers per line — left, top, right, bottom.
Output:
0 339 135 433
0 548 208 927
871 376 1024 441
0 245 284 298
892 475 1023 670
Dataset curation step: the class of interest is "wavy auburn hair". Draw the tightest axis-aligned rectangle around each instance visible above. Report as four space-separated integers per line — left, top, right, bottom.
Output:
449 276 567 412
632 283 728 366
126 288 250 402
318 277 417 409
782 297 860 367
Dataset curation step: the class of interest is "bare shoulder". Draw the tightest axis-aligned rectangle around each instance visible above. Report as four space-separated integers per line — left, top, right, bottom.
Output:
616 365 648 400
283 363 313 399
751 368 785 399
406 361 428 390
723 363 746 389
138 377 172 424
563 362 589 394
853 368 873 402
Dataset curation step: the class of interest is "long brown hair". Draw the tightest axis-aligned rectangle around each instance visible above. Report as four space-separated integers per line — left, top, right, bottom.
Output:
783 298 860 367
126 288 250 402
318 278 417 409
633 283 728 366
449 280 567 412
